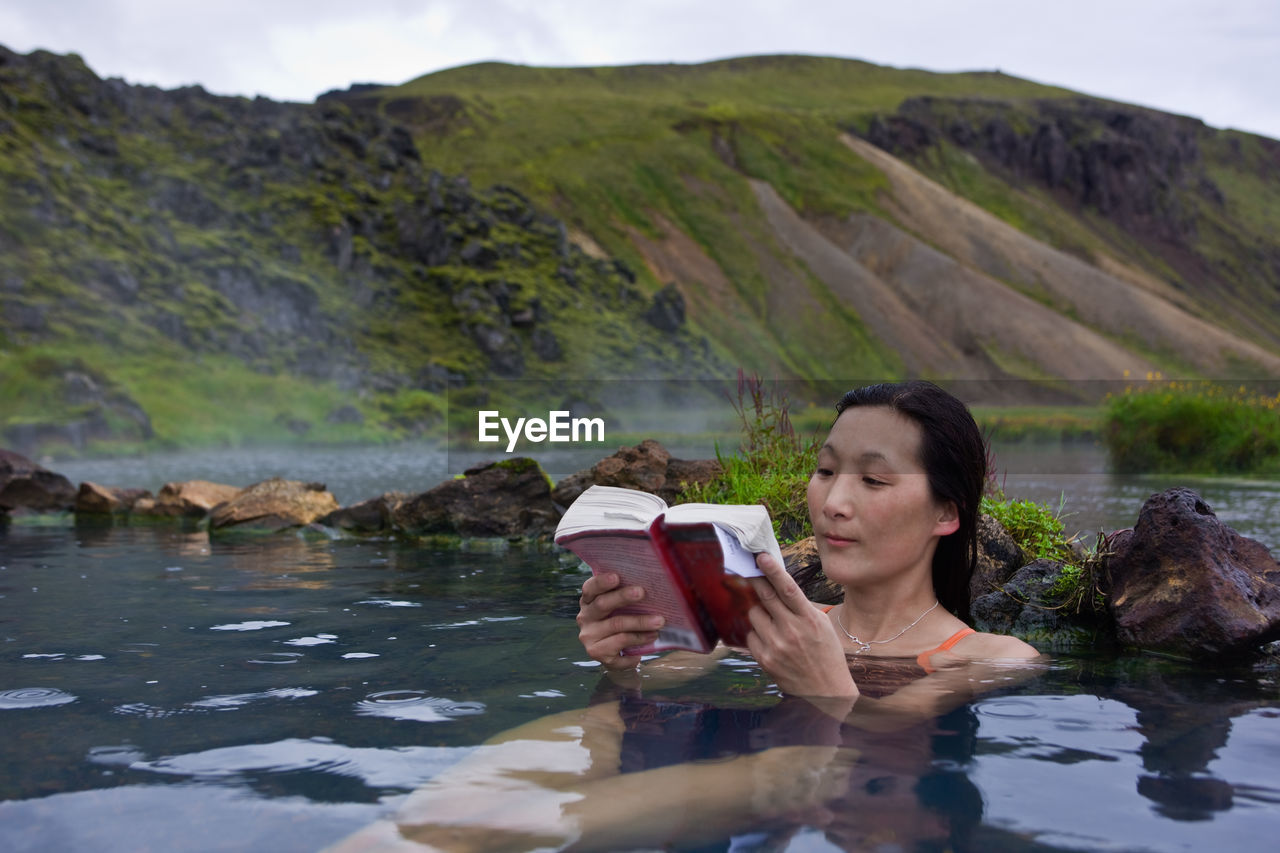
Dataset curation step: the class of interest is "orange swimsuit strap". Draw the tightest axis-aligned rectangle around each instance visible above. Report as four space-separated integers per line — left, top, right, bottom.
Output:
917 628 976 673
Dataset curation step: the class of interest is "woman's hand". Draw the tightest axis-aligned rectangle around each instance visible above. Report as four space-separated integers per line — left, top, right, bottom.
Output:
576 572 665 671
746 553 858 702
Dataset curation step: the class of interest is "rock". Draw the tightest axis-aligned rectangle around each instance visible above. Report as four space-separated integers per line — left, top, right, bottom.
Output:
551 439 670 504
659 457 723 504
643 283 686 332
74 481 153 514
782 537 842 604
971 558 1074 639
321 492 409 534
551 439 721 507
1106 487 1280 658
0 449 76 512
148 479 244 518
391 458 558 538
325 404 364 426
970 513 1025 602
209 477 339 533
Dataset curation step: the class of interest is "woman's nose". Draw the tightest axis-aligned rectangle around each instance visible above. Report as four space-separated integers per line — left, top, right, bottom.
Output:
822 475 856 519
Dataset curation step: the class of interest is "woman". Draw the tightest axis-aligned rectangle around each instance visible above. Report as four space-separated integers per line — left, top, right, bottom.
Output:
578 380 1039 705
329 382 1042 852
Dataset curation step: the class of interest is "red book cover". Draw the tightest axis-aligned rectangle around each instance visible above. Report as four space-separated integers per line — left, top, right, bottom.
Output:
558 516 760 654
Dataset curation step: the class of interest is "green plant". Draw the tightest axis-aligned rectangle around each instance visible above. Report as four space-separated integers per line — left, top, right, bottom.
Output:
1104 378 1280 475
679 371 820 543
979 494 1074 564
981 492 1108 615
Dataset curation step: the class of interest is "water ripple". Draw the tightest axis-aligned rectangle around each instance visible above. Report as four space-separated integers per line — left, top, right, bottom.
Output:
354 690 485 722
0 687 78 709
113 703 191 718
976 698 1043 719
247 652 304 665
189 687 319 710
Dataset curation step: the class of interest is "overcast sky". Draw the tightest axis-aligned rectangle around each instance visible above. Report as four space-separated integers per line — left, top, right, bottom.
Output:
4 0 1279 139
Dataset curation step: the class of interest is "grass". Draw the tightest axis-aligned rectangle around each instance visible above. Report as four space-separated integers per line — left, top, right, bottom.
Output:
970 405 1103 442
1104 377 1280 475
0 345 402 457
679 372 821 544
980 494 1074 564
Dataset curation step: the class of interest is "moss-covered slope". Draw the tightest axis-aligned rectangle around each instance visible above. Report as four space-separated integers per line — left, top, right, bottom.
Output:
0 47 722 454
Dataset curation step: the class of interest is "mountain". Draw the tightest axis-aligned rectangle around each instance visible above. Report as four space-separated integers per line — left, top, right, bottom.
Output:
2 49 1278 455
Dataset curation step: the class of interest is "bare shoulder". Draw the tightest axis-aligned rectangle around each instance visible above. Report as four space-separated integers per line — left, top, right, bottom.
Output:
956 630 1041 660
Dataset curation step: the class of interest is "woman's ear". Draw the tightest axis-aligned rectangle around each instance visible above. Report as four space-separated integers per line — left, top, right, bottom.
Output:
934 500 960 537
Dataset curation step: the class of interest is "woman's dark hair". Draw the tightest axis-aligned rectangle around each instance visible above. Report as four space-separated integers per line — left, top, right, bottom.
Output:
834 381 986 621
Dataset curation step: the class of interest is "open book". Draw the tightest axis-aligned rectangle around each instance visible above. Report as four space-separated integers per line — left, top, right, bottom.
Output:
555 485 785 654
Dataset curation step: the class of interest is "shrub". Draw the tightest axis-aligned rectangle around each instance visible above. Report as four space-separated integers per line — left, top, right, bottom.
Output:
1104 378 1280 475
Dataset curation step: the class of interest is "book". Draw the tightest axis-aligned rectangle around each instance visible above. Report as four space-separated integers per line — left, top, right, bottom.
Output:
554 485 785 655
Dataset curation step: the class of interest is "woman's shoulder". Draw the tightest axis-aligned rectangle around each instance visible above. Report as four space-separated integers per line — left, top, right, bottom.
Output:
953 630 1041 660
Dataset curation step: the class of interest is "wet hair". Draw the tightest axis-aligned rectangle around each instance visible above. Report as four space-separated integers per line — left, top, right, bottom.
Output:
834 381 986 621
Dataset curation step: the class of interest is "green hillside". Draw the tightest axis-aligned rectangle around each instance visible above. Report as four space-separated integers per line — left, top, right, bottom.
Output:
2 48 1278 458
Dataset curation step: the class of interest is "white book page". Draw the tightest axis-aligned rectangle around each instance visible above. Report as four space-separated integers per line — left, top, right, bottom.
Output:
554 485 669 539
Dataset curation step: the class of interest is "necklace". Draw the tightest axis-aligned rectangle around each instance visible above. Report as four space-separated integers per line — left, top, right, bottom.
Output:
837 600 940 654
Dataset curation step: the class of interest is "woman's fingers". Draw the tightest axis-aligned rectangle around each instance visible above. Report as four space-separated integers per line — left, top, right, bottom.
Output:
748 551 810 616
577 572 662 669
578 576 649 625
578 572 620 608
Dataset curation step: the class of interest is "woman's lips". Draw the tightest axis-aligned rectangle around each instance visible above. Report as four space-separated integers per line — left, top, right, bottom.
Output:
822 533 856 546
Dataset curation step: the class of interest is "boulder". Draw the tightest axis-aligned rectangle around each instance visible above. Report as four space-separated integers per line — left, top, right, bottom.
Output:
1106 487 1280 658
970 558 1076 640
551 439 721 506
321 492 410 534
392 458 559 538
0 449 76 512
970 512 1025 602
208 478 339 533
74 481 153 514
148 479 243 518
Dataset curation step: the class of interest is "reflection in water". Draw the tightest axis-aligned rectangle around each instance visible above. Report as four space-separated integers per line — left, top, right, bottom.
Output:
1117 672 1271 823
327 661 1023 852
973 663 1280 852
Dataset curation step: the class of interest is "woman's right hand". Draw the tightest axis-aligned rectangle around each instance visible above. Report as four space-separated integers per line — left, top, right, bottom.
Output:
576 572 665 670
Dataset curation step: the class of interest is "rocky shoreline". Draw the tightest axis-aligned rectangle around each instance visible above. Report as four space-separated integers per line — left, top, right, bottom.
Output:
3 442 1279 662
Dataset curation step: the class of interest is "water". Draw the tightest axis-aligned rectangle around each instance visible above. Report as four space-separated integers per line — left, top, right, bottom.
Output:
2 441 1279 851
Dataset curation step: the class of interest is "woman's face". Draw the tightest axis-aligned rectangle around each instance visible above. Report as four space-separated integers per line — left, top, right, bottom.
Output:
806 406 958 588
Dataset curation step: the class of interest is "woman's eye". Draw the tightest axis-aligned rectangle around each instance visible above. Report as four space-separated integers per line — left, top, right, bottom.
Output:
813 467 834 477
862 476 886 486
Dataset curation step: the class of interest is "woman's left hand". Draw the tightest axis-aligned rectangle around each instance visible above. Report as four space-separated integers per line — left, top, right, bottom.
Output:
746 553 858 701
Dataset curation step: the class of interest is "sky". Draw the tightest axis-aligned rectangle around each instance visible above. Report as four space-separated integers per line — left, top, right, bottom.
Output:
4 0 1279 140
